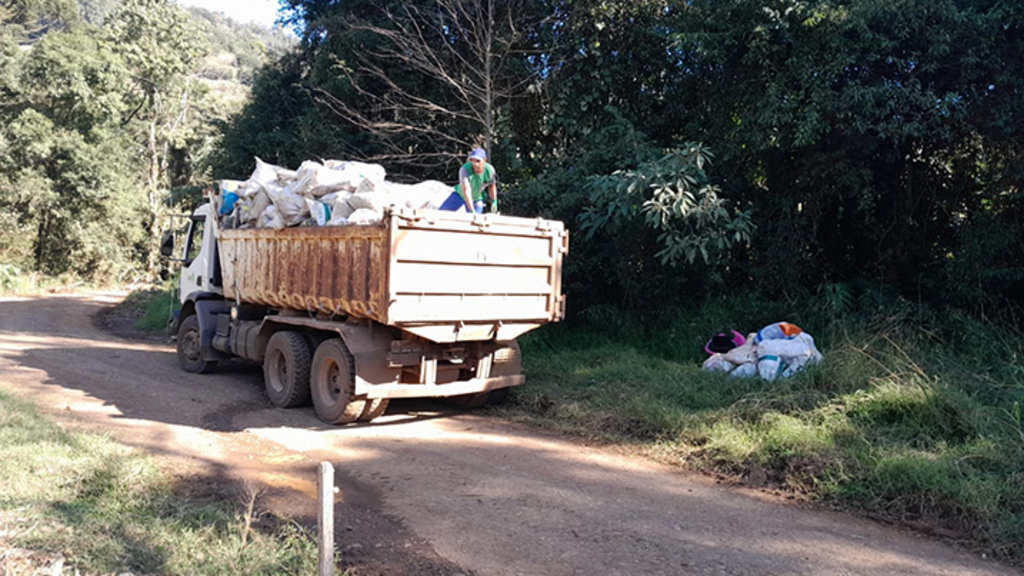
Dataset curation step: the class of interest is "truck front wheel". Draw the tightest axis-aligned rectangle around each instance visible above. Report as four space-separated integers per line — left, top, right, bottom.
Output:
263 331 312 408
177 315 217 374
310 339 366 424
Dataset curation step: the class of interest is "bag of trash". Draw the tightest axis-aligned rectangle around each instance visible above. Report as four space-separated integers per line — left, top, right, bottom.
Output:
758 355 782 381
385 180 452 209
324 160 387 187
730 362 758 378
264 182 309 227
329 192 356 220
755 322 803 343
756 331 823 378
245 157 283 194
348 208 383 226
239 190 271 225
292 160 354 197
347 191 389 213
259 205 285 230
219 192 240 215
723 333 758 365
306 198 333 226
702 353 735 373
275 169 299 184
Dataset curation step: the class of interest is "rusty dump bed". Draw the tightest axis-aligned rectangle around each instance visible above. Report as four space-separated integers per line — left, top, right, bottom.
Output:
217 208 567 343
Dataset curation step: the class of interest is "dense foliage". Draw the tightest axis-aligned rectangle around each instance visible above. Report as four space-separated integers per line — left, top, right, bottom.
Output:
0 0 294 282
216 0 1023 320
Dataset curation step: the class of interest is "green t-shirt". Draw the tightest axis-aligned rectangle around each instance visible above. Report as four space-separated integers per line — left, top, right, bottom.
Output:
456 162 497 202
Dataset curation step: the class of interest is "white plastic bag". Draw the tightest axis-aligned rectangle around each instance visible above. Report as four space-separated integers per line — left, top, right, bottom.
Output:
275 169 298 184
292 160 355 196
305 198 332 226
245 157 283 193
730 362 758 378
758 355 781 382
239 190 271 224
330 192 355 220
757 332 823 378
385 180 452 209
702 353 735 373
347 191 389 213
264 182 309 227
347 208 383 226
723 333 758 366
259 205 285 230
319 160 387 194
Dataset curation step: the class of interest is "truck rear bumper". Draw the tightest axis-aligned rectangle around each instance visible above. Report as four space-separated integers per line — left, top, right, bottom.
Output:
362 374 525 399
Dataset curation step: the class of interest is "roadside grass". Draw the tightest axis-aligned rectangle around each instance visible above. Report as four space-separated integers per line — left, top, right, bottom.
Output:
0 389 320 575
0 267 94 296
509 304 1024 564
124 281 178 331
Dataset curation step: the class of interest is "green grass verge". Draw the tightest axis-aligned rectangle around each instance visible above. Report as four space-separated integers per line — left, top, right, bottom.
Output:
508 309 1024 564
127 283 178 332
0 390 319 575
111 281 178 332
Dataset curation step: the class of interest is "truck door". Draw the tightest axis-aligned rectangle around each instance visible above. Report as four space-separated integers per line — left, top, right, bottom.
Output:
180 213 209 299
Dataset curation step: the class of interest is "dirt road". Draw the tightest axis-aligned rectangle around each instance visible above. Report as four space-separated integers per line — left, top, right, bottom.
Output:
0 294 1018 576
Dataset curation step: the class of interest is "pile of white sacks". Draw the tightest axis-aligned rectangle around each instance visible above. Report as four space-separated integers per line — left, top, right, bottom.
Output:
223 157 454 229
702 322 824 381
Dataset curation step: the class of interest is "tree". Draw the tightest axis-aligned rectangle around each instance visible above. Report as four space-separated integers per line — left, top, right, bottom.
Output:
1 0 79 42
103 0 206 277
0 28 147 279
306 0 539 173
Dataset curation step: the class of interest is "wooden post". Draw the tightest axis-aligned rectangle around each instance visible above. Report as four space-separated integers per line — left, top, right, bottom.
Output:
318 461 335 576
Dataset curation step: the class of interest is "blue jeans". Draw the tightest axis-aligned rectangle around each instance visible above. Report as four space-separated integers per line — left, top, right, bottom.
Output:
439 191 484 213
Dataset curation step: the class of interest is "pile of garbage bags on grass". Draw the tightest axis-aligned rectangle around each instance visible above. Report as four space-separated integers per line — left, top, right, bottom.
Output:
219 157 455 229
702 322 823 381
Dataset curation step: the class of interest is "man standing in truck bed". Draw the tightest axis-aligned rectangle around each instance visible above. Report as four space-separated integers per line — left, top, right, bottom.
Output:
439 147 498 213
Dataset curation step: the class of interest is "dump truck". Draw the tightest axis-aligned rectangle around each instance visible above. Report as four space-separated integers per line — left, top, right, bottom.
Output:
164 194 568 424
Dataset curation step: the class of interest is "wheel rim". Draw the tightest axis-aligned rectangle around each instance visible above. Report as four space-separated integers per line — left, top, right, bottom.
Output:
327 360 342 403
182 330 202 363
267 349 285 393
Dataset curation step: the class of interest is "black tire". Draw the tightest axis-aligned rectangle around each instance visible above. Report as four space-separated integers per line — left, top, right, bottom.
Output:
263 331 312 408
310 339 366 424
177 314 217 373
358 399 390 422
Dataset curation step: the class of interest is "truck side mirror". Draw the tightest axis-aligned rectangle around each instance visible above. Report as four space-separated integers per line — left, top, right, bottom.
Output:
160 231 175 257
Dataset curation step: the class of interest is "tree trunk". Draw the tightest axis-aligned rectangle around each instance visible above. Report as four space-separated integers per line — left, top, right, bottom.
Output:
484 0 494 156
146 117 161 280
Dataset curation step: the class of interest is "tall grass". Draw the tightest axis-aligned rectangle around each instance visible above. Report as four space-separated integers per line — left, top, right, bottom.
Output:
0 390 319 575
510 297 1024 563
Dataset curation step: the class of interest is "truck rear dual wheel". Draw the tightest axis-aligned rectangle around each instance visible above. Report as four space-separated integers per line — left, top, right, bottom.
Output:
310 338 368 425
177 315 218 374
264 331 312 408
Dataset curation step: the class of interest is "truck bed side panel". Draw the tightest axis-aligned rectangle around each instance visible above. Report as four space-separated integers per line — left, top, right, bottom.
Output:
219 226 390 323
